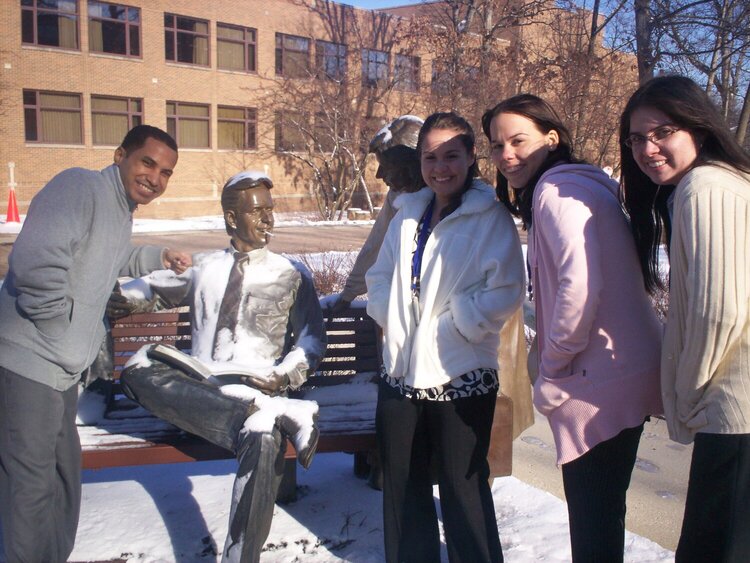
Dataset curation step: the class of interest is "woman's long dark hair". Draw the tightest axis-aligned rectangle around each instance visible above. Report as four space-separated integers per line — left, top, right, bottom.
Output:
416 112 480 220
619 75 750 293
481 94 579 228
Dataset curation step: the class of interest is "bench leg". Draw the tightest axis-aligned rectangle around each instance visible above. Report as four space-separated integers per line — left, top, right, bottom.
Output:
276 459 297 504
353 451 370 478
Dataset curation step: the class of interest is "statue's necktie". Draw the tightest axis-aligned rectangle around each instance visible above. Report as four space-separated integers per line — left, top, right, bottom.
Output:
213 253 248 359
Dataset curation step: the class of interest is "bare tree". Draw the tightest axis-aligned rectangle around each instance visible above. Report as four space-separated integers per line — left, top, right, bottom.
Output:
251 0 420 220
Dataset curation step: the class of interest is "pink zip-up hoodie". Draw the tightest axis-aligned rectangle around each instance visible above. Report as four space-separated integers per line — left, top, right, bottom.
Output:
528 164 663 465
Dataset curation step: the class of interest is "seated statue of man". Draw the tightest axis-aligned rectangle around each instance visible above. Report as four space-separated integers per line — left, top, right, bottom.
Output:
119 171 327 563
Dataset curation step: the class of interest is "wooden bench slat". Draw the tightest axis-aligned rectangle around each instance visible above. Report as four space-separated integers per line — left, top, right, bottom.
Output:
113 326 192 338
326 333 378 345
321 344 379 358
317 360 380 373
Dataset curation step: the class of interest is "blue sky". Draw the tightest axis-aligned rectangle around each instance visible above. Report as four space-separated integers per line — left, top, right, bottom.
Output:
345 0 417 8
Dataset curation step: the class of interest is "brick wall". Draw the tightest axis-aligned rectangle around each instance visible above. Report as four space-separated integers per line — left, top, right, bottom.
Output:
0 0 418 218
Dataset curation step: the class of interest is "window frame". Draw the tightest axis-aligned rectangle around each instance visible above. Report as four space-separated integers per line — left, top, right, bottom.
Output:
394 54 420 92
23 89 83 145
21 0 80 50
275 33 311 78
315 39 347 81
91 94 143 146
361 48 389 88
275 111 308 152
166 100 211 149
218 105 257 150
164 12 210 67
217 22 257 73
87 0 141 58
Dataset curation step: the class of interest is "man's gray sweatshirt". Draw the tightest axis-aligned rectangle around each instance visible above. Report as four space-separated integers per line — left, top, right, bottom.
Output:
0 164 165 391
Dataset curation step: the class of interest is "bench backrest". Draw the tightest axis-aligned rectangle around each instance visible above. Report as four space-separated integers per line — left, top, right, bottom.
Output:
111 304 381 384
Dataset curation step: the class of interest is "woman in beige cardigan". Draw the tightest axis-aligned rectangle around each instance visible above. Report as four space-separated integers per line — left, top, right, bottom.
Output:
620 75 750 563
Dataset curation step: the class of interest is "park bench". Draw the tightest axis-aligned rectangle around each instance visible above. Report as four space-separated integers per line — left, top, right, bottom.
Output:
78 302 513 500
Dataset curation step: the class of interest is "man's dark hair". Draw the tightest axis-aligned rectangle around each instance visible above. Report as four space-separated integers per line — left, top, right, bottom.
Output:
120 125 178 155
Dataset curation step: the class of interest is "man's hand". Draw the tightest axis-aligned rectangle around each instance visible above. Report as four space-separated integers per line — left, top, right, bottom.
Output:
329 294 352 315
105 291 135 320
240 371 290 396
163 249 192 274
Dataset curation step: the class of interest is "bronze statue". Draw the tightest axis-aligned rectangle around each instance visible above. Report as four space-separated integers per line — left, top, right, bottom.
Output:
120 172 327 563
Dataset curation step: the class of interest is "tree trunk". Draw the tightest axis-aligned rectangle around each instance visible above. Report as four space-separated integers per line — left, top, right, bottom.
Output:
634 0 654 83
736 79 750 145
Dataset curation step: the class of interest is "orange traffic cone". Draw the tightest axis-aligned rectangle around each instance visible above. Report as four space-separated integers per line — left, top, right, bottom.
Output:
6 188 20 223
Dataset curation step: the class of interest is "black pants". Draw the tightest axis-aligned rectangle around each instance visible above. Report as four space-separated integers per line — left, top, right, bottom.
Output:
376 380 503 563
561 422 644 563
676 432 750 563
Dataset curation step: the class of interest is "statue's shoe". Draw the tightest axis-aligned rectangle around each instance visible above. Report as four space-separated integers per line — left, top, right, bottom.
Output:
278 410 320 469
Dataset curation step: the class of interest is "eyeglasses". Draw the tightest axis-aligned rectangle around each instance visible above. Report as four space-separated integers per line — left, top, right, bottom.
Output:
624 125 681 148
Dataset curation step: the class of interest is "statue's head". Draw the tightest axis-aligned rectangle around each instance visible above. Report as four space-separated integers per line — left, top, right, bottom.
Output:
221 172 274 252
369 115 424 193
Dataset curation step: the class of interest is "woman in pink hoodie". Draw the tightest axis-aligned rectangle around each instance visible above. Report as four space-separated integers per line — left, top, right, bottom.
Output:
482 95 663 562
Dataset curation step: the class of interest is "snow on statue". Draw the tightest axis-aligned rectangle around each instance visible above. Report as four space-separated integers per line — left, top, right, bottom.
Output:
118 171 327 563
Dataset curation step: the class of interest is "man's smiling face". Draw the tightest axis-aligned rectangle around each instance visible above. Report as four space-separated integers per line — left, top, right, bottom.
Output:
115 137 178 205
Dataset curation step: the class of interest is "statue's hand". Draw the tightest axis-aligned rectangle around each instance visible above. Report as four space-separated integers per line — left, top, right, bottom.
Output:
106 291 135 320
240 371 290 396
163 249 193 274
329 294 352 315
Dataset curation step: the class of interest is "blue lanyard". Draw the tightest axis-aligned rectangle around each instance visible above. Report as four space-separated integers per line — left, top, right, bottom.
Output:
411 196 435 295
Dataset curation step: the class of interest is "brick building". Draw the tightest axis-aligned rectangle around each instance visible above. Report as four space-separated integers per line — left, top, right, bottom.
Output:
0 0 434 219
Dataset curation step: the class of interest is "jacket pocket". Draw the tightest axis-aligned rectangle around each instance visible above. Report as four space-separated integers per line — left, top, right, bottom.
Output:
685 408 709 430
34 299 101 374
431 310 472 370
533 369 590 416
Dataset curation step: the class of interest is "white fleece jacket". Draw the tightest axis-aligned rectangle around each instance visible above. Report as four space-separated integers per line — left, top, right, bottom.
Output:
366 180 525 389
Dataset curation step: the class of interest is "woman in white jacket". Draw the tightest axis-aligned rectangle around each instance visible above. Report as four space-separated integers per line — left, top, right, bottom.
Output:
366 112 525 563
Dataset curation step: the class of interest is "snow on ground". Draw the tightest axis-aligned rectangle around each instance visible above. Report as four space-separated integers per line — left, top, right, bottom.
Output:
0 211 376 235
1 213 675 562
68 452 673 563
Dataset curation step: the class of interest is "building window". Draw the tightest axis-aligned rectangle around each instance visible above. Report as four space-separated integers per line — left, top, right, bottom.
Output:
164 13 209 66
313 114 336 153
316 40 346 81
275 33 310 78
91 95 142 145
432 62 479 97
431 62 452 96
88 1 140 57
21 0 79 50
218 106 257 150
394 54 420 92
217 23 256 72
23 89 82 144
275 112 307 152
361 49 389 88
166 101 210 148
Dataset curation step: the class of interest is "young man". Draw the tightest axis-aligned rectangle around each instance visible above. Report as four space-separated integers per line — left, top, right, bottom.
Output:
119 171 327 563
0 125 188 562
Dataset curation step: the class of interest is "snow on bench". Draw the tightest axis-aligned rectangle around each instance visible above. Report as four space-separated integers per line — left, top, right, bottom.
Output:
78 301 512 490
